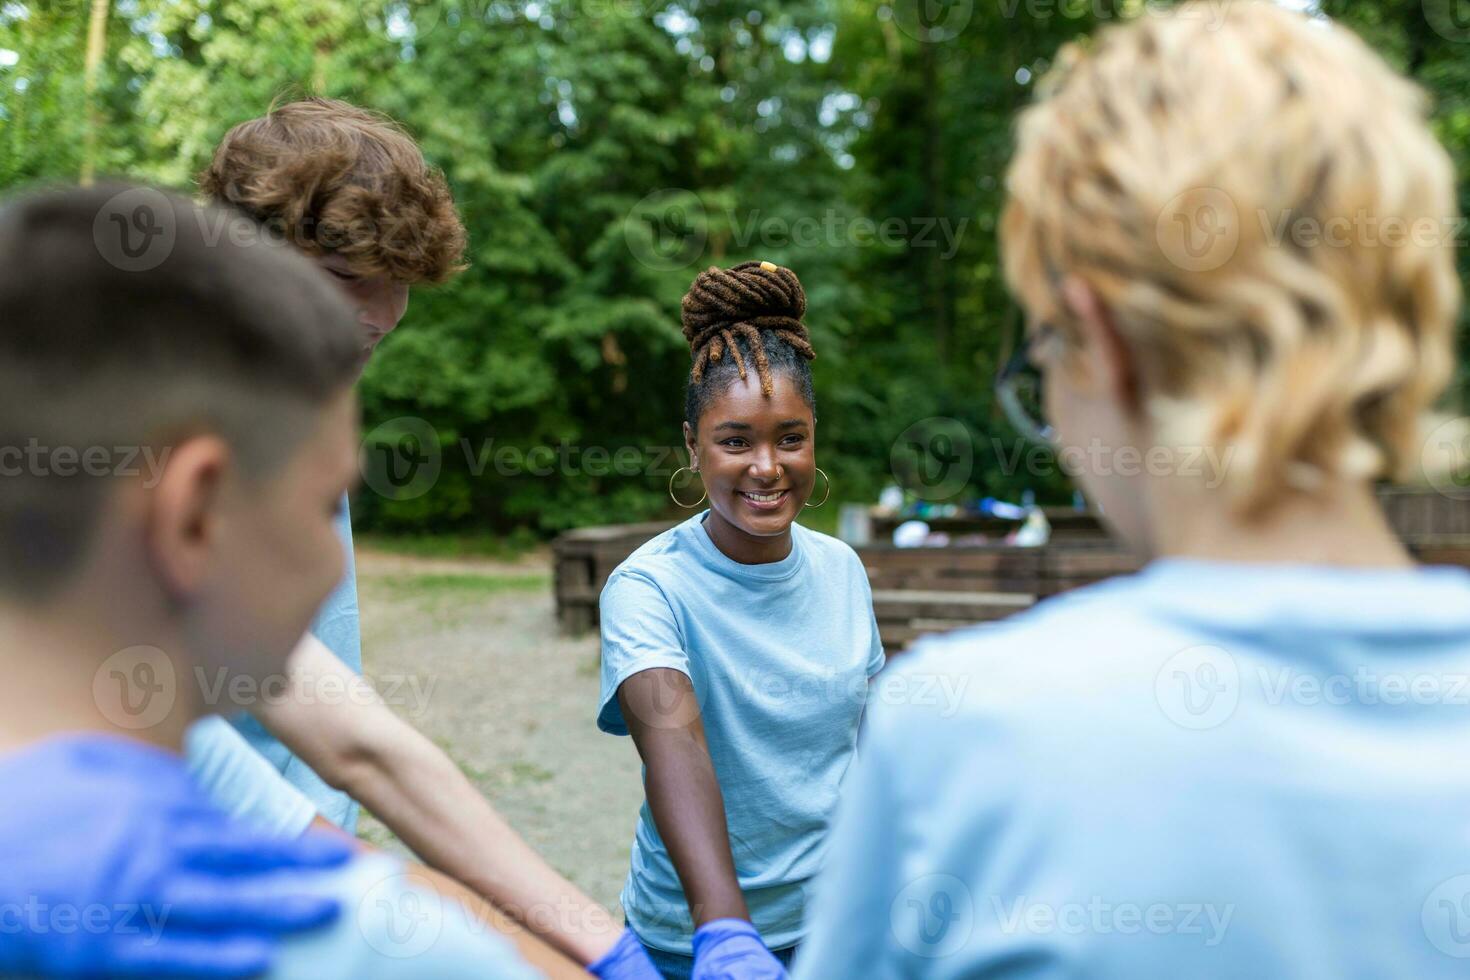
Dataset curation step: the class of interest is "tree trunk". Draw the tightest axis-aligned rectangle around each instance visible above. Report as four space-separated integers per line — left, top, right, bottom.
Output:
920 39 950 365
80 0 110 186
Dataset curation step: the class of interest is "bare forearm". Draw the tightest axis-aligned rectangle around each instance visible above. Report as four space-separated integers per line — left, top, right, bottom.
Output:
256 636 621 965
405 859 592 979
618 669 748 928
639 729 749 926
346 731 621 964
311 816 589 977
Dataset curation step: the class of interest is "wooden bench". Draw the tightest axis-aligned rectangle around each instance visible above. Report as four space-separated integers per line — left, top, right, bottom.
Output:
860 540 1141 596
872 589 1036 650
552 520 676 632
553 489 1470 651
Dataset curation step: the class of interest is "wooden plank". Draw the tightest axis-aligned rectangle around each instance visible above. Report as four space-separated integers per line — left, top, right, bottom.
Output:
860 547 1043 568
906 616 1009 632
881 619 1010 651
557 603 595 635
555 585 602 604
555 495 1470 642
1045 549 1140 576
1379 488 1470 539
872 589 1036 606
553 555 593 589
872 589 1035 621
1412 539 1470 568
556 520 677 544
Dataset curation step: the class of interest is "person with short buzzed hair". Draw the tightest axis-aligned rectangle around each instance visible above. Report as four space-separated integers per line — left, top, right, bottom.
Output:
0 182 540 979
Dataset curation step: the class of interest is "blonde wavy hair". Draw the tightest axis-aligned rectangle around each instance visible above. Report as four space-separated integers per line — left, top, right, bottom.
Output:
199 97 466 284
1001 0 1462 516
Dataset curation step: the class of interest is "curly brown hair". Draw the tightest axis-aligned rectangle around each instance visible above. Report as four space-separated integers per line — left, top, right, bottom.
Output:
681 261 817 428
198 97 467 284
681 260 815 396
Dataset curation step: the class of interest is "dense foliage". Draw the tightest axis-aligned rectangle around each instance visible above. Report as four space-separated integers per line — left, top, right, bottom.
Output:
4 0 1467 533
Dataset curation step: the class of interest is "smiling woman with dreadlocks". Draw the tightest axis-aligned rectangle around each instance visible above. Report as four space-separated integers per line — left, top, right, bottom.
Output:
596 261 885 980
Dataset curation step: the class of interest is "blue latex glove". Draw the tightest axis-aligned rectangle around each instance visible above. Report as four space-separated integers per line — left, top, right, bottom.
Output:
0 734 354 978
587 926 665 980
691 919 789 980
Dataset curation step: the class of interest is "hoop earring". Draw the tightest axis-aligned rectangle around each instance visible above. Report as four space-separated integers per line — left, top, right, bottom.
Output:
669 466 707 508
805 467 831 508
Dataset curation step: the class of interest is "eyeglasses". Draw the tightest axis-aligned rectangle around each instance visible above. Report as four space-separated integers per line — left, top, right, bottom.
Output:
995 324 1059 446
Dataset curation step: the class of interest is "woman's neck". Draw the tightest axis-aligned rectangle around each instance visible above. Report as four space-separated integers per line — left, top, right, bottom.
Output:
1148 478 1414 569
702 510 794 565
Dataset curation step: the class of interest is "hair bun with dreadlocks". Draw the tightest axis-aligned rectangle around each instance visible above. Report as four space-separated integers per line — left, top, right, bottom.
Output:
680 260 815 397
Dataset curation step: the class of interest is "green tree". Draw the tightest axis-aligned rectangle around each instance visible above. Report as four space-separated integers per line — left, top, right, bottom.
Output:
2 0 1465 534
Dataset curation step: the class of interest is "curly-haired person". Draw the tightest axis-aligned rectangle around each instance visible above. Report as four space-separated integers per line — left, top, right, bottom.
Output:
184 97 658 979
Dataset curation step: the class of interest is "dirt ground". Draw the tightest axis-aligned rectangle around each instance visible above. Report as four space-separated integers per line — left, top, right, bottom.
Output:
353 547 642 914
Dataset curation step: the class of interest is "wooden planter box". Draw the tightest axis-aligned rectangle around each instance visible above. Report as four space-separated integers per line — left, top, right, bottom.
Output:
868 507 1108 543
553 526 1137 646
862 542 1141 650
1378 486 1470 541
553 488 1470 651
552 520 676 634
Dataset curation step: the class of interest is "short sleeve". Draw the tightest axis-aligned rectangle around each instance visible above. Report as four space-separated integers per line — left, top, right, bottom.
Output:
311 496 362 675
266 855 543 979
597 569 692 736
855 553 886 677
185 716 316 838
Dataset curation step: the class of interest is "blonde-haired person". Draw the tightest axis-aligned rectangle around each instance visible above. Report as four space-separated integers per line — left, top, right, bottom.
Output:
796 3 1470 978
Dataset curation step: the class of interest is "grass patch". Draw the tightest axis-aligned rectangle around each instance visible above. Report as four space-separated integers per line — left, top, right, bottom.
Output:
354 807 401 850
373 571 550 596
357 529 541 560
429 737 552 789
509 761 554 785
432 738 491 783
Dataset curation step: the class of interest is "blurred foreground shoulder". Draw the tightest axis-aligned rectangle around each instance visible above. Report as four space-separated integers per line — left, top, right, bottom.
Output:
268 854 544 980
898 569 1155 677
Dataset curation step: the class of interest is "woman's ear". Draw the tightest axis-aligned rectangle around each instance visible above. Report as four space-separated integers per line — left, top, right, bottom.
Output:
1061 275 1141 415
682 421 699 472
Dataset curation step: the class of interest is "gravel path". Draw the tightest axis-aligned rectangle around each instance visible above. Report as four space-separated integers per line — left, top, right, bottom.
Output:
353 547 641 913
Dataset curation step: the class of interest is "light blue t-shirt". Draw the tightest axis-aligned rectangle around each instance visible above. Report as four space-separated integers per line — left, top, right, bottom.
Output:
231 496 362 833
185 715 317 838
796 559 1470 980
0 733 539 979
270 853 543 980
598 512 886 955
